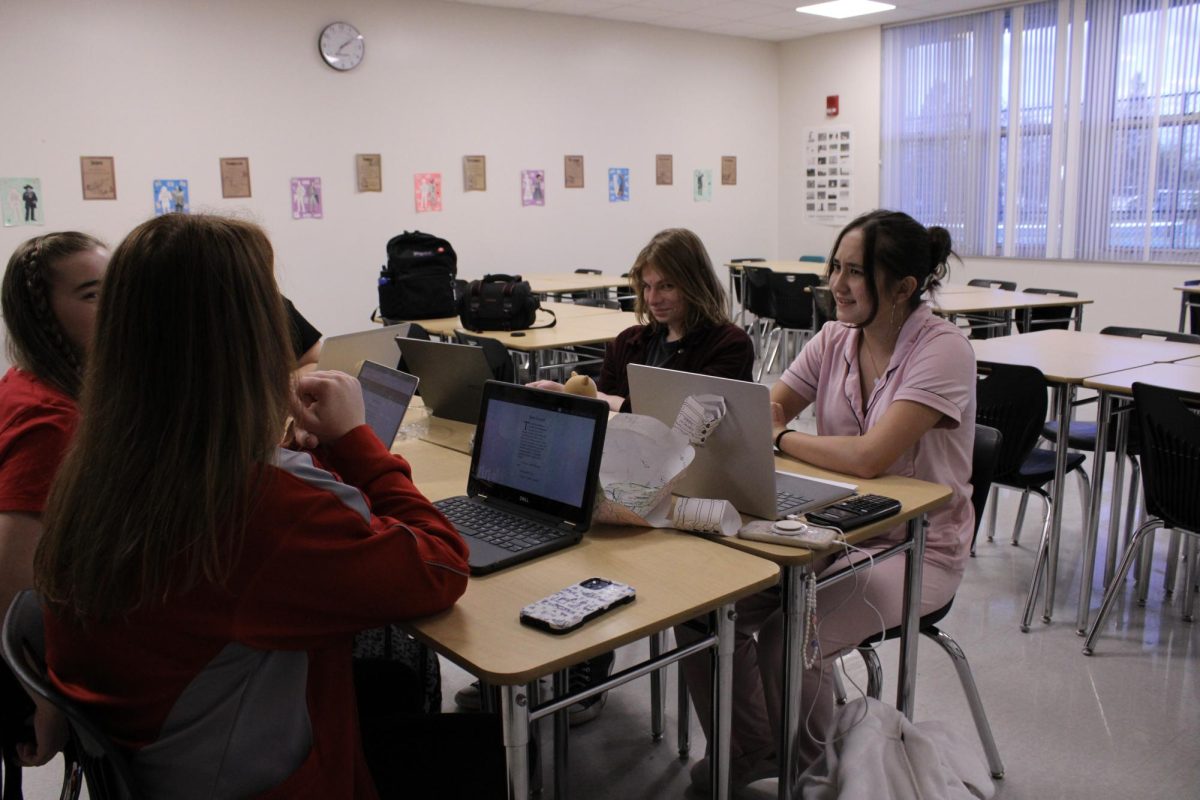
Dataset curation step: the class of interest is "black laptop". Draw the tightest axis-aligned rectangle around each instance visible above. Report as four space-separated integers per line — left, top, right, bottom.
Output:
435 381 609 574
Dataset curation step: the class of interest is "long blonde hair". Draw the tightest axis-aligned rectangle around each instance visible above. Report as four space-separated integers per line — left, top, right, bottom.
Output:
36 214 293 620
627 228 730 333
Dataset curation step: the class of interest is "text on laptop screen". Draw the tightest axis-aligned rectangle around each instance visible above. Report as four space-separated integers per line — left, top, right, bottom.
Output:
475 399 597 507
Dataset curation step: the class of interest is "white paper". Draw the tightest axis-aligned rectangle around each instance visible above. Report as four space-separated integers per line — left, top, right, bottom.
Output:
671 497 741 537
594 414 694 527
673 394 726 445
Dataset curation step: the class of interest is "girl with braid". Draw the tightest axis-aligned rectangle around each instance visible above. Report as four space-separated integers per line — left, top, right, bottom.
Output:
0 232 107 783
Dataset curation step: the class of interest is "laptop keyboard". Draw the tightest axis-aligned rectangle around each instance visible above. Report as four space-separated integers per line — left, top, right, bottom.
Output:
435 497 570 553
776 489 813 512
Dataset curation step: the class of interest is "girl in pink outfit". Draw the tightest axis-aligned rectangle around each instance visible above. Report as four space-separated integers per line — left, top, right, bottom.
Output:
680 210 976 791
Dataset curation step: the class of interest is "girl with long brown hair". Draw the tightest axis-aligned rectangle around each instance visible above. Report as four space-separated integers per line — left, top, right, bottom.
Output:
36 214 469 798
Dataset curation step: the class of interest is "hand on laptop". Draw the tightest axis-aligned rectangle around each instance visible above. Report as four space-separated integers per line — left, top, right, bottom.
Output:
291 370 367 448
526 379 565 392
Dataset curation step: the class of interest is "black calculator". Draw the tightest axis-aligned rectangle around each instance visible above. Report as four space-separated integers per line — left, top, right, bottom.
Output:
805 494 902 532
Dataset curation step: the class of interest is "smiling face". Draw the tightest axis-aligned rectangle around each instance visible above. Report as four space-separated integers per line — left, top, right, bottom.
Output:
641 265 688 335
47 247 108 353
828 228 876 327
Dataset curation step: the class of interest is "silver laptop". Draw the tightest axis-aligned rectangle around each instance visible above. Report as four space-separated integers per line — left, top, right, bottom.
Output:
627 364 855 520
317 323 410 375
394 337 496 424
357 360 419 449
434 381 609 574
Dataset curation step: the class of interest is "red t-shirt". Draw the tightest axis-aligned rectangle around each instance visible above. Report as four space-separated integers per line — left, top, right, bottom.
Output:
0 366 78 514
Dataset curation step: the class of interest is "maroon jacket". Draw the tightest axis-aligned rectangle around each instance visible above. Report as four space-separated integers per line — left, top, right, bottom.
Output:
597 322 755 411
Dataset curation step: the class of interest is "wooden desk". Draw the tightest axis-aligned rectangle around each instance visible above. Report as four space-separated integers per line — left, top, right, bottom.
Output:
397 438 779 800
932 289 1092 335
523 273 630 300
1174 283 1200 333
1074 363 1200 635
410 301 615 340
970 330 1200 632
715 455 950 799
465 308 636 381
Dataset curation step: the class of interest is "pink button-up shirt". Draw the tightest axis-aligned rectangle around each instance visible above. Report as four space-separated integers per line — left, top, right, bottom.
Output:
779 304 977 575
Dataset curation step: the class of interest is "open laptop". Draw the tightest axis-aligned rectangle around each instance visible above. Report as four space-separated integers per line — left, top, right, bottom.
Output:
356 360 419 449
317 323 410 375
395 337 496 424
627 364 855 520
434 381 609 575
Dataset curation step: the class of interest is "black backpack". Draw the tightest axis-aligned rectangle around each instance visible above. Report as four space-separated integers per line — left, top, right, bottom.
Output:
377 231 458 320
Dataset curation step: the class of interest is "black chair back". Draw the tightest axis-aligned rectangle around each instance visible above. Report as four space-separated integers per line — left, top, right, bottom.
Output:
2 591 140 799
729 259 766 303
971 425 1003 539
812 284 835 328
1131 382 1200 532
741 266 775 319
1016 287 1078 333
1186 279 1200 336
1101 325 1200 345
453 332 516 383
968 278 1017 291
766 272 820 330
975 364 1048 482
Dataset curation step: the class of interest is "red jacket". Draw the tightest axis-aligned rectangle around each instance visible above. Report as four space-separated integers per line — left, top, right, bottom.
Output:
45 426 469 799
597 322 755 411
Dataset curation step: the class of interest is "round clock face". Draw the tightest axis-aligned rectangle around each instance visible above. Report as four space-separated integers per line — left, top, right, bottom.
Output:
319 22 364 71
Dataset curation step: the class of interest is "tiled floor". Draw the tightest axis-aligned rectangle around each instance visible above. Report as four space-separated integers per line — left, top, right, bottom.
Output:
20 393 1200 800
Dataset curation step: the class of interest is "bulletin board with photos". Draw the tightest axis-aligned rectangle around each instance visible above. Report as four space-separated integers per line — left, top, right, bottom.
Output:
803 126 852 225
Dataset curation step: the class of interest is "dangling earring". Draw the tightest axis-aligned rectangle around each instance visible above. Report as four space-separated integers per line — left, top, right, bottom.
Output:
889 301 897 332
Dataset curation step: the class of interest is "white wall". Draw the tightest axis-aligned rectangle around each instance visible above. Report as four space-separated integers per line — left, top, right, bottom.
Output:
0 0 780 360
776 25 1196 334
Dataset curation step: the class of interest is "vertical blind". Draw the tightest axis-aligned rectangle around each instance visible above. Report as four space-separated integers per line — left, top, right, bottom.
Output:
881 0 1200 264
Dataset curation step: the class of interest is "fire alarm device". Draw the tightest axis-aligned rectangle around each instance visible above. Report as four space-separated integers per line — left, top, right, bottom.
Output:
826 95 839 117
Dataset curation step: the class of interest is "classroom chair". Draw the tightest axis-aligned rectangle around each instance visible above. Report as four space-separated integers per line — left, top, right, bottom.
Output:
834 424 1005 780
975 365 1090 632
797 255 826 263
741 265 776 362
1083 382 1200 654
453 332 518 383
1186 279 1200 336
965 278 1016 339
1014 287 1080 332
756 272 821 381
2 590 140 800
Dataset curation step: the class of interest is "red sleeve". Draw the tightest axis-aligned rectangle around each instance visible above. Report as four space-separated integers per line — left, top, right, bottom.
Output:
0 405 77 513
231 426 469 650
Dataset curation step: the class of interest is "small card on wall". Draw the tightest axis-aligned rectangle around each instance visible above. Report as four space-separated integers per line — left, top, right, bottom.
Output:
521 169 545 206
2 178 42 226
463 156 487 191
564 155 584 188
153 179 189 215
656 154 672 186
220 158 252 198
415 173 442 213
693 169 712 202
609 168 630 202
80 156 116 200
291 177 323 219
356 154 382 192
721 156 737 186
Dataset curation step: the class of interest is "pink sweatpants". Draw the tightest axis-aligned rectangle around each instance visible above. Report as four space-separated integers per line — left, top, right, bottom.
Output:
676 545 963 773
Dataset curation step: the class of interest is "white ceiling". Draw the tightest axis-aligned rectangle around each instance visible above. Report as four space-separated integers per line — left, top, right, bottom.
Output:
435 0 1002 41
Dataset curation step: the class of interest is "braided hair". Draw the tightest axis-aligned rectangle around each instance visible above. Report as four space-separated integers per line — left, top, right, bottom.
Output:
2 232 106 398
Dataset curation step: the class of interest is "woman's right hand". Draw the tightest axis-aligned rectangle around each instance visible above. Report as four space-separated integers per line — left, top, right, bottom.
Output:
290 370 367 448
526 380 565 393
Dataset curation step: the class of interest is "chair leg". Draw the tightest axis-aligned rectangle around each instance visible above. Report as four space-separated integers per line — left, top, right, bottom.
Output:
649 633 665 742
676 662 690 759
926 629 1005 780
1165 529 1181 598
1084 519 1164 655
1137 531 1154 606
1011 490 1032 546
1021 496 1053 632
861 647 884 701
986 486 999 542
1183 536 1197 623
832 658 849 706
1074 468 1091 536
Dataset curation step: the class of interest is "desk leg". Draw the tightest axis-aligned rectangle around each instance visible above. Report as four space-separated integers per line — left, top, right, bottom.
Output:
650 632 666 741
553 671 569 800
710 604 735 800
1077 392 1111 635
1103 406 1131 590
1044 384 1075 622
777 565 808 800
1181 295 1188 333
678 664 691 758
501 685 531 800
897 515 926 719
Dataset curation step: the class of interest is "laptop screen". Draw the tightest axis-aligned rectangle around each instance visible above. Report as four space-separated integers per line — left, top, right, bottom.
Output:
357 360 419 448
468 382 608 528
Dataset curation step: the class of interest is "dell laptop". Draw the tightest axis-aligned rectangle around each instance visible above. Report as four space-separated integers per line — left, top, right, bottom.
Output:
434 381 609 574
394 337 496 424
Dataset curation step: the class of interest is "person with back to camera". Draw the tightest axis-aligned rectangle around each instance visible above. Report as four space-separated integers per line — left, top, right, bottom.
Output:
509 227 755 724
0 232 108 787
678 209 977 792
34 214 471 799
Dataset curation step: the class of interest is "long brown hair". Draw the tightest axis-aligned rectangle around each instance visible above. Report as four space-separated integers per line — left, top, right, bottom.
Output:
2 232 107 398
36 214 294 620
627 228 730 333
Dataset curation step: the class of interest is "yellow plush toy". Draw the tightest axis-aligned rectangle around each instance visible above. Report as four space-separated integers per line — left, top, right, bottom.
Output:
563 371 598 398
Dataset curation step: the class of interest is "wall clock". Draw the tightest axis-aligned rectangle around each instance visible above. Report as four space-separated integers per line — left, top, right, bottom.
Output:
319 22 364 71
